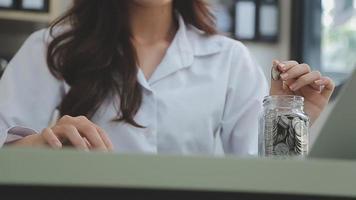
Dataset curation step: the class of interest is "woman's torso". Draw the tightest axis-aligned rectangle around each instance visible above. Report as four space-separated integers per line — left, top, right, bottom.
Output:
0 16 268 155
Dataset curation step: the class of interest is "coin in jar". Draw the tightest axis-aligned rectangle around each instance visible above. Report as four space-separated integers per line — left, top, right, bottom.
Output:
292 117 306 137
278 115 290 129
274 143 289 155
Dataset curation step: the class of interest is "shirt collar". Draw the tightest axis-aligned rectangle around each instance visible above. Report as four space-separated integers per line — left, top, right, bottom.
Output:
138 14 223 87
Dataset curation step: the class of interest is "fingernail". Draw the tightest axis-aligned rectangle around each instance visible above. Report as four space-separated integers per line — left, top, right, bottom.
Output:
289 83 297 91
55 141 62 148
319 85 324 92
280 73 288 80
278 64 286 72
81 147 89 152
314 80 324 85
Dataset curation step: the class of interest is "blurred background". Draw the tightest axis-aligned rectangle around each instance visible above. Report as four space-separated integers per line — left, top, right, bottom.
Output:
0 0 355 142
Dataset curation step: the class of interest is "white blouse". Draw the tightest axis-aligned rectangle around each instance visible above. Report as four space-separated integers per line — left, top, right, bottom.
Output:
0 16 268 156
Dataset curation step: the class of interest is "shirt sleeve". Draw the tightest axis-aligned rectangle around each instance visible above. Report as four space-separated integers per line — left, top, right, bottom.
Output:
0 29 64 147
220 42 269 157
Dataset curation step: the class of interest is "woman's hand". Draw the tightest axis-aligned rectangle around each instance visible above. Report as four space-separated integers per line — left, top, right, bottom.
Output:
11 115 113 152
270 60 335 124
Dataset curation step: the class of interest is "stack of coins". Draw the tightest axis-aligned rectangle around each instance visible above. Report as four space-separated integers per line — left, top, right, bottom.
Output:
264 114 309 156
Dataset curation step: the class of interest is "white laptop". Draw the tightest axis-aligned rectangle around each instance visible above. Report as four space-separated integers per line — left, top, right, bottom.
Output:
309 69 356 160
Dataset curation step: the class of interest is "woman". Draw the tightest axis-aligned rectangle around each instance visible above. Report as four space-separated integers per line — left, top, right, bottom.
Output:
0 0 334 155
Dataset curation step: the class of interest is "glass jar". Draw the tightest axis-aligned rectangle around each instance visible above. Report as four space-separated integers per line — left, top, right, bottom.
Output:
259 95 310 157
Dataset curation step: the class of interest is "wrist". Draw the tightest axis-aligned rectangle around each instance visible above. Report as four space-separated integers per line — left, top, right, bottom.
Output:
7 133 45 147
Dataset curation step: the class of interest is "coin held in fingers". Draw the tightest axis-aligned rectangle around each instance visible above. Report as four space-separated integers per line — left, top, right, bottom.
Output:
271 64 281 81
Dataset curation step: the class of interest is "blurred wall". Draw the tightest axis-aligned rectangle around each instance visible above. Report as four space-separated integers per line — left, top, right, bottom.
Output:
0 0 72 60
0 20 47 60
244 0 292 81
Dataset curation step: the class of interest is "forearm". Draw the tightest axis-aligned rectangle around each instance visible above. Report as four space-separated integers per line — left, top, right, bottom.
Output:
5 134 44 147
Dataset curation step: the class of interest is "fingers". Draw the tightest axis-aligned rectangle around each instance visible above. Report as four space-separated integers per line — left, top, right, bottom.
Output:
52 125 89 151
76 123 107 151
315 76 335 99
58 115 110 151
95 125 114 151
270 60 334 95
274 60 299 72
41 115 113 152
83 137 92 149
270 60 300 95
74 116 109 151
280 63 311 81
270 61 287 94
41 128 62 149
288 71 322 91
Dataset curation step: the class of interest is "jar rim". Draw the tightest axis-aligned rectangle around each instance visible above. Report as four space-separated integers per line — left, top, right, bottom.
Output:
263 95 304 107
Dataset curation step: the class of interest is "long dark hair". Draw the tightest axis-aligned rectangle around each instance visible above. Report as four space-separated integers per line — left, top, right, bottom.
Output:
47 0 217 127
